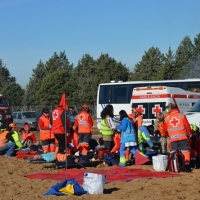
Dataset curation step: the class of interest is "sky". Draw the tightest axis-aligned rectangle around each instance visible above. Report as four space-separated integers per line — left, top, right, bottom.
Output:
1 0 200 89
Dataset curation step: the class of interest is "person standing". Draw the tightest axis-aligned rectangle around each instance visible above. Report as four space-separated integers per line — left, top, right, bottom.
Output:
67 106 78 148
132 107 143 130
100 104 115 151
38 108 55 153
115 110 138 167
154 112 169 153
73 104 93 156
67 106 77 126
51 104 70 153
164 103 192 172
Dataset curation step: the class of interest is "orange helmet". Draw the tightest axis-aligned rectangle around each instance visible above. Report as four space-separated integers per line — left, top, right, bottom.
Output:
9 122 17 128
82 104 89 110
24 124 31 131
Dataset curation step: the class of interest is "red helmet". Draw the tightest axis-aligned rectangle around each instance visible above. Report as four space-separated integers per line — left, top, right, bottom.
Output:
24 124 31 131
82 104 89 110
9 122 16 128
133 107 143 114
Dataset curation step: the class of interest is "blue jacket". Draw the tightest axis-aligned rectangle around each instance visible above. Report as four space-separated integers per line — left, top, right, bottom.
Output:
67 111 77 124
116 117 136 144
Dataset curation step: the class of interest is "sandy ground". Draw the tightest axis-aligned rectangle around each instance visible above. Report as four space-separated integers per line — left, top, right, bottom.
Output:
1 156 200 200
1 129 200 200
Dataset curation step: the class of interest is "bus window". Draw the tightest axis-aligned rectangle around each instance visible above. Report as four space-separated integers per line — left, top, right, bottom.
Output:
180 82 187 90
187 81 200 91
113 85 129 104
99 85 112 104
99 84 131 104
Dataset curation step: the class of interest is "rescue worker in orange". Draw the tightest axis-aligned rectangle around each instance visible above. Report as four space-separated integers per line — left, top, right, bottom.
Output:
132 107 143 130
73 104 93 156
21 124 37 148
128 108 137 130
164 103 192 172
0 129 16 157
38 108 55 153
51 103 71 153
154 112 169 153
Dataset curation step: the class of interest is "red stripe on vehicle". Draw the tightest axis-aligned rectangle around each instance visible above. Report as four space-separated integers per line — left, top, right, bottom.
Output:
131 94 200 99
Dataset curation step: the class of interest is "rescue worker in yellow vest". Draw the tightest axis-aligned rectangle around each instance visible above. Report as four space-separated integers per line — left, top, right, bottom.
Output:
38 108 55 153
8 122 23 148
0 129 16 157
100 104 115 151
73 104 93 156
164 103 192 172
138 126 154 152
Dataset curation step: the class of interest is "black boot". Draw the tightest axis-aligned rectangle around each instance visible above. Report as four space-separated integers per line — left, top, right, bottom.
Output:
190 160 196 169
195 157 200 169
184 165 192 173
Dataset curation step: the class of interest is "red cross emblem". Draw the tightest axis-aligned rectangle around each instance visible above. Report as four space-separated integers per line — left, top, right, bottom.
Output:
137 105 145 114
52 110 58 120
170 117 180 127
78 114 85 121
152 104 162 117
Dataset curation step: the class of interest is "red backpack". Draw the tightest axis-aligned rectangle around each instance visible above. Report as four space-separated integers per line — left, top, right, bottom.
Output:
166 150 185 173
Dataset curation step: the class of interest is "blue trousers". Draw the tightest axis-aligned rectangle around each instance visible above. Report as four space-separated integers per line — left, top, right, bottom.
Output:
0 142 16 156
119 143 138 167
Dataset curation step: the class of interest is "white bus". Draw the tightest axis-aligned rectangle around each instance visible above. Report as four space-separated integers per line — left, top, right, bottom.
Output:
96 79 200 129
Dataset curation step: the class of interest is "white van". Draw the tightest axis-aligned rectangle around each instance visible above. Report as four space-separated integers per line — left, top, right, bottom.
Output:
131 86 200 126
185 100 200 128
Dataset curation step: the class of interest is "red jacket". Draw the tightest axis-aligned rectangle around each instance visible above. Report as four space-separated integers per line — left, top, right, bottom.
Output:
51 106 70 134
163 109 192 142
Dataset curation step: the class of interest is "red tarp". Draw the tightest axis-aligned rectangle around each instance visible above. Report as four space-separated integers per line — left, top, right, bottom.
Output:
26 166 181 184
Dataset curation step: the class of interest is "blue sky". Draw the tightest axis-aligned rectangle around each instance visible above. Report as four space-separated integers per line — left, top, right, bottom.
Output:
1 0 200 88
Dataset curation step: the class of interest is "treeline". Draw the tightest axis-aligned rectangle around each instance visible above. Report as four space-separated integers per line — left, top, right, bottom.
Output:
1 34 200 106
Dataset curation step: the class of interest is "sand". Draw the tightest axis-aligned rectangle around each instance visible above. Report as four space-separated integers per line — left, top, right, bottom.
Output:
1 155 200 200
1 129 200 200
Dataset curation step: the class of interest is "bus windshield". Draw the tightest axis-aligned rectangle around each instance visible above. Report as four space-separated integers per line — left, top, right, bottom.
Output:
188 100 200 112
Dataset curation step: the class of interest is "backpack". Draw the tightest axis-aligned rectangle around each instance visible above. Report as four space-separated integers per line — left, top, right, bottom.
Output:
166 150 185 173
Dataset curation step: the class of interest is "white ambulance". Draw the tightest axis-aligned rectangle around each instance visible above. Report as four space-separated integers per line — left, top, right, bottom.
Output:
131 86 200 126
